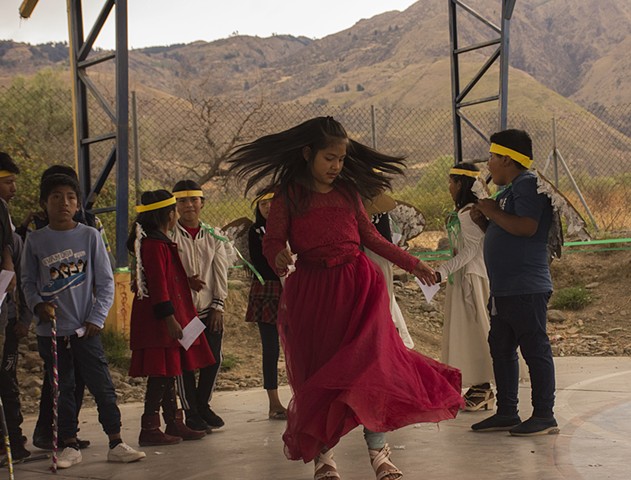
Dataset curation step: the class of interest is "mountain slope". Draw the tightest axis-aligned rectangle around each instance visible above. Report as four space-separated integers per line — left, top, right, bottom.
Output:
1 0 629 109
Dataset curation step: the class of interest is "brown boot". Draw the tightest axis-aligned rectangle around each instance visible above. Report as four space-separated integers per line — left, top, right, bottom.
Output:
139 413 182 446
164 409 206 441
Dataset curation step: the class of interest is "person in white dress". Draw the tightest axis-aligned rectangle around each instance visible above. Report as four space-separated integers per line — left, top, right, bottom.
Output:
435 164 495 411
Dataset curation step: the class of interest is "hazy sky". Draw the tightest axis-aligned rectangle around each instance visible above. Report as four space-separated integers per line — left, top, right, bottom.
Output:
1 0 418 49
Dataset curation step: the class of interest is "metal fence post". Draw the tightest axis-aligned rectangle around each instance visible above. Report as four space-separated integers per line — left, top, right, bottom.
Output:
131 90 141 205
371 105 377 149
552 116 559 187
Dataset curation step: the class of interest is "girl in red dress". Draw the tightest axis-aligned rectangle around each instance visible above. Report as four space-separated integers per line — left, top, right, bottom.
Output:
126 190 214 446
228 117 464 480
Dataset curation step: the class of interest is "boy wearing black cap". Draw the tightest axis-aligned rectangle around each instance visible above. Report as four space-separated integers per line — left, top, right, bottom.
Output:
470 129 559 436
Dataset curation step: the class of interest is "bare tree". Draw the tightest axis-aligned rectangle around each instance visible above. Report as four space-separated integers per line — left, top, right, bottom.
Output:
190 96 268 185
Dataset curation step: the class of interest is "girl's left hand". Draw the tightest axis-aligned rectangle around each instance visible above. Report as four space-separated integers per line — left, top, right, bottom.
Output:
274 247 294 275
165 315 183 340
412 260 436 285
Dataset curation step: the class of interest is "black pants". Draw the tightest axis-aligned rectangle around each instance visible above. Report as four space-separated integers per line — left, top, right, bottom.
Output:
0 318 24 444
257 322 280 390
144 376 177 416
37 334 121 440
181 326 223 414
488 292 556 418
34 353 85 439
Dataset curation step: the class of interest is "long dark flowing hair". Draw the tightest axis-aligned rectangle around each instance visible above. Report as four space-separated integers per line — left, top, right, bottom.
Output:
227 116 406 214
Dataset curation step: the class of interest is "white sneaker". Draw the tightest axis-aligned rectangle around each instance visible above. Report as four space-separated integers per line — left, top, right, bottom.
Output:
107 442 146 463
57 447 82 469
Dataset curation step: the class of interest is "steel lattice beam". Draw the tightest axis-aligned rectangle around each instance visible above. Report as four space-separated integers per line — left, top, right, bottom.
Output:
66 0 129 268
448 0 516 163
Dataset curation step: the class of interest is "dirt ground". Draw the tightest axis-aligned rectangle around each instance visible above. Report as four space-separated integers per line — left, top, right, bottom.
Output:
217 240 631 392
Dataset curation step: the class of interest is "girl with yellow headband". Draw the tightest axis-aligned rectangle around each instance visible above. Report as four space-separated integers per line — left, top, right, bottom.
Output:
244 189 288 421
435 163 495 411
126 190 214 446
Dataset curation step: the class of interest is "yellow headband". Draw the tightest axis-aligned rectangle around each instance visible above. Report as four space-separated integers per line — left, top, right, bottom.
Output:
135 196 176 213
173 190 204 199
489 143 533 169
449 168 480 178
0 170 16 178
257 192 274 202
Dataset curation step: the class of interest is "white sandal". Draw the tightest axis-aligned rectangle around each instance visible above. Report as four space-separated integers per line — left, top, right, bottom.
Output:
314 449 341 480
368 444 403 480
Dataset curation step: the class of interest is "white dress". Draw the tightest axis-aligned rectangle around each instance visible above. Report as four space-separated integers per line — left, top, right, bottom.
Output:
436 204 494 387
364 248 415 349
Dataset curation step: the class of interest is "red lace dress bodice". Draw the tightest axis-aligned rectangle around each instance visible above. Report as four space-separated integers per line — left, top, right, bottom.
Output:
263 186 418 272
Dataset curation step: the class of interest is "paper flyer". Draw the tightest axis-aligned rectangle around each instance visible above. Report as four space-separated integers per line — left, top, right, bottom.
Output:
178 316 206 351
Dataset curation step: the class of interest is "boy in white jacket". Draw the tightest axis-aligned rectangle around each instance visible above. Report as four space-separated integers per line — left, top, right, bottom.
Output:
171 180 230 432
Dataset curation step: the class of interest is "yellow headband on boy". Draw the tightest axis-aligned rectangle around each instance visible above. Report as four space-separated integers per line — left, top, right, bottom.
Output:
257 192 274 202
489 143 533 169
449 168 480 178
173 190 204 199
0 170 15 178
135 196 176 213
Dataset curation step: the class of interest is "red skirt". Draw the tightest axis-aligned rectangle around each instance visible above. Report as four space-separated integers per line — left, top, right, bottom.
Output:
278 252 463 462
129 342 215 377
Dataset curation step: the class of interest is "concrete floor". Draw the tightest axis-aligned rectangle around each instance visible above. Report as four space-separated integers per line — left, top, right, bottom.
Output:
6 357 631 480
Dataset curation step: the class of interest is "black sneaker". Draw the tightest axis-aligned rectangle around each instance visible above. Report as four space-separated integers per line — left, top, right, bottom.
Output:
200 408 225 429
185 413 211 433
32 433 53 451
11 442 32 461
471 413 522 432
77 438 91 449
32 436 90 450
509 416 560 436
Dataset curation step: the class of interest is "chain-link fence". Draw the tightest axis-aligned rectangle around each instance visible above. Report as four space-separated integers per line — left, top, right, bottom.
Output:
131 96 631 234
1 83 630 238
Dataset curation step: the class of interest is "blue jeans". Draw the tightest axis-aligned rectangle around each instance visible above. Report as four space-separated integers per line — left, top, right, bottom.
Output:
37 334 121 441
488 293 555 418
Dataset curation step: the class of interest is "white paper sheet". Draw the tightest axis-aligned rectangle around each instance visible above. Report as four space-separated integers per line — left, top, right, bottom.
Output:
0 270 15 307
415 277 440 303
178 316 206 351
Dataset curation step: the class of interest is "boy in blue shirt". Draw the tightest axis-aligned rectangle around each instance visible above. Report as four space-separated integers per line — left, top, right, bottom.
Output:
470 129 559 436
21 173 145 468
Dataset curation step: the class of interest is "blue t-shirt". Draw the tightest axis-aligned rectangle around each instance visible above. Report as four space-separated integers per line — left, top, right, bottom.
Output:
21 223 114 337
483 171 553 296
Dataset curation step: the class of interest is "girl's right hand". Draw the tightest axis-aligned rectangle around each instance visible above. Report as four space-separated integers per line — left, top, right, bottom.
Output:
274 248 294 275
412 260 436 286
165 315 183 340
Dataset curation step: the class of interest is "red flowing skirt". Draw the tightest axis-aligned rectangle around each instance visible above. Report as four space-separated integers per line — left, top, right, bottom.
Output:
278 252 463 462
129 343 214 377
